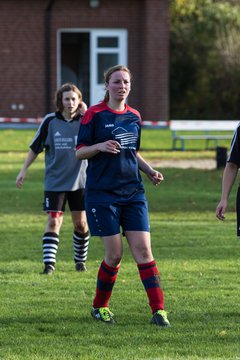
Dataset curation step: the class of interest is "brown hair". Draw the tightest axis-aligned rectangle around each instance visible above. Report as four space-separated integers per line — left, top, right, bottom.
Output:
103 65 132 102
54 83 83 112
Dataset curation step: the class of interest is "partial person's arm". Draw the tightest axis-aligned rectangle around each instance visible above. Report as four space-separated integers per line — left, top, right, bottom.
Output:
216 162 239 220
16 149 38 189
136 152 164 186
76 140 121 160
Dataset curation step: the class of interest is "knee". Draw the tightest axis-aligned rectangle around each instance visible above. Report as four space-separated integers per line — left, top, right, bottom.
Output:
105 254 122 268
136 245 153 262
142 246 152 258
48 216 61 230
74 219 88 233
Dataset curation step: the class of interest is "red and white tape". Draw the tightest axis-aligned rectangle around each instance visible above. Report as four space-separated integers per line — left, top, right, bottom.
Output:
0 117 169 128
142 120 169 128
0 117 42 124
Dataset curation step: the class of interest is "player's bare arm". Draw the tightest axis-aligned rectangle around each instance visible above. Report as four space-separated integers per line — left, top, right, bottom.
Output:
216 162 238 220
136 152 164 186
16 149 38 189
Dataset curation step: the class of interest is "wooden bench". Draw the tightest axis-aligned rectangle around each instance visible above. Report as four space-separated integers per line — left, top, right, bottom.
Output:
170 120 239 150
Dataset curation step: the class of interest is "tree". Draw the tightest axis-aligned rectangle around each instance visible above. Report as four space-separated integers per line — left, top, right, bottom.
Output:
170 0 240 119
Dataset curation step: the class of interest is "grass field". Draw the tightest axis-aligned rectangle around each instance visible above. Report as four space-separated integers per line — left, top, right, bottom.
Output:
0 129 240 360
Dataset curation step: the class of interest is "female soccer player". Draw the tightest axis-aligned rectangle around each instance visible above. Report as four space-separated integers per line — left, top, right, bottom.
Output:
16 83 90 275
76 65 170 327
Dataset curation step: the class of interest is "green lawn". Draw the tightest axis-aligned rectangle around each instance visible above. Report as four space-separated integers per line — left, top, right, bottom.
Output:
0 127 233 154
0 129 239 360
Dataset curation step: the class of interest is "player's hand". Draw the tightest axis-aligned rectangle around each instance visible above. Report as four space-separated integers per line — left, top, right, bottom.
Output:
147 169 164 186
216 200 227 220
16 171 25 189
99 140 121 154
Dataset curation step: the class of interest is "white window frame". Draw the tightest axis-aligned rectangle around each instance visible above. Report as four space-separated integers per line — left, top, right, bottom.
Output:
57 28 128 105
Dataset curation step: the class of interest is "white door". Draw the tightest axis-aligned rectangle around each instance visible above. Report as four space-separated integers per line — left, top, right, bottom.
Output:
90 29 127 105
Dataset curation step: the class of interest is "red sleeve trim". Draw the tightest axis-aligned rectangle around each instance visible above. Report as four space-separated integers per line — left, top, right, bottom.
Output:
126 104 141 120
76 144 87 150
82 102 107 124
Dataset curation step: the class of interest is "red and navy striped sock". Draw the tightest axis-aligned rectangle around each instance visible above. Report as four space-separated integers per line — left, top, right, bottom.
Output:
93 260 120 308
137 260 164 314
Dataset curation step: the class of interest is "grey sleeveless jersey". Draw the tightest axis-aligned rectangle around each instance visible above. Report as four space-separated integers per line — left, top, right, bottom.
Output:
30 112 87 191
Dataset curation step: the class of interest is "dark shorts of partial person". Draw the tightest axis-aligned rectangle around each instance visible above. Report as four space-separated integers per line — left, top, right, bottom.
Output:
85 197 150 237
236 186 240 236
43 189 85 212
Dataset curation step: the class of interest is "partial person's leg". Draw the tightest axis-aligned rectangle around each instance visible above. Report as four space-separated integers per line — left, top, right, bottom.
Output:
42 212 63 274
71 210 90 271
42 191 66 275
125 230 170 327
68 189 90 271
91 234 122 324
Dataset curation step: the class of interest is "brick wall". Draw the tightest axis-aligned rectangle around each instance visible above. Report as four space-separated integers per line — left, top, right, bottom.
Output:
0 0 46 117
0 0 169 120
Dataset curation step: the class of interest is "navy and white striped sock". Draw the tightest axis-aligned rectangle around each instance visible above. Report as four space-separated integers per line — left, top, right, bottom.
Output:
42 232 59 269
73 231 90 264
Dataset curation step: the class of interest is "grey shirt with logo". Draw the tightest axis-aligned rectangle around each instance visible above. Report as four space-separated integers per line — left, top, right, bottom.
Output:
30 111 87 191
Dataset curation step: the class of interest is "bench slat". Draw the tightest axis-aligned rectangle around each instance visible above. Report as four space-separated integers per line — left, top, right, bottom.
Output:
170 120 239 150
170 120 239 131
174 135 233 140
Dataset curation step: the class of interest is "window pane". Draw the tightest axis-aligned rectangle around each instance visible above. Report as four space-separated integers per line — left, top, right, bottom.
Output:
61 32 90 105
98 37 118 48
98 53 118 83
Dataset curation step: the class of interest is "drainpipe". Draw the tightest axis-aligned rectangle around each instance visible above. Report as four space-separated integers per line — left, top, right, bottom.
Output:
44 0 55 113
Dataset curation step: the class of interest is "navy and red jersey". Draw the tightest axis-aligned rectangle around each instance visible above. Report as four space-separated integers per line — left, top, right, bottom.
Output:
227 122 240 167
76 101 144 202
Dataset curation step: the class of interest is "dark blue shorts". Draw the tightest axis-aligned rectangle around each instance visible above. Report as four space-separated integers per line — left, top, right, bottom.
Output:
86 198 150 237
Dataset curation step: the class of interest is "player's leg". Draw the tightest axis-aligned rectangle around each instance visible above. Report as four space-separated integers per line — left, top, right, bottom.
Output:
123 199 170 327
126 230 170 327
71 210 89 271
42 191 66 275
85 202 122 324
91 234 122 324
68 189 90 271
